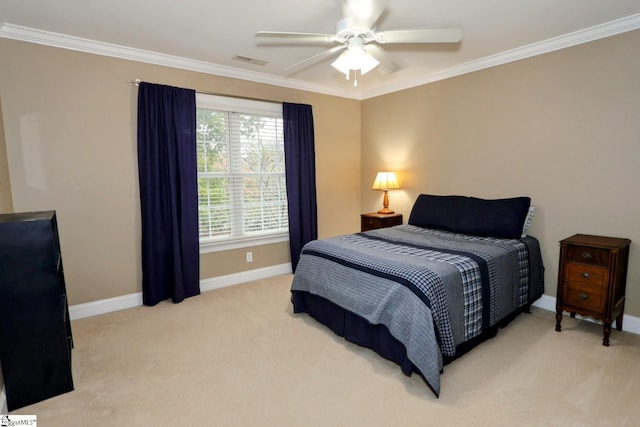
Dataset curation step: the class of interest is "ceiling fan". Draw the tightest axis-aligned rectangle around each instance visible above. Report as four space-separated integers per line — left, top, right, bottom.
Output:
255 0 462 86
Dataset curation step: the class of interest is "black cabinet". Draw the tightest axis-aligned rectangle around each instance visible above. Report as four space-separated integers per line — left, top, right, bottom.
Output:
0 211 74 411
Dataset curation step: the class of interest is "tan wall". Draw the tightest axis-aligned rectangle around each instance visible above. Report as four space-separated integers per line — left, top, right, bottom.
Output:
3 29 639 315
362 29 640 316
0 99 13 213
0 38 361 305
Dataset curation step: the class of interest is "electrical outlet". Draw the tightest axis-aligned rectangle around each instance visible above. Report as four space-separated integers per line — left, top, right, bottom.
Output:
246 252 253 263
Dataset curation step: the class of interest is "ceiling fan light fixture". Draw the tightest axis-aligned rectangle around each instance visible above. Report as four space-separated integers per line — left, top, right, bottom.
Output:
331 45 379 77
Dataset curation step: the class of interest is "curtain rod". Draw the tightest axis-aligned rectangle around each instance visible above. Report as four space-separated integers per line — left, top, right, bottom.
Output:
132 79 281 104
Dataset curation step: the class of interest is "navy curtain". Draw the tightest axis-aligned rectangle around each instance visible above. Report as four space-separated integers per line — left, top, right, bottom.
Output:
137 82 200 306
283 102 318 271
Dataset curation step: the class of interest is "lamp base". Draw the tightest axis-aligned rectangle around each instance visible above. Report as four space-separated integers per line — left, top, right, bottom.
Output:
377 208 395 214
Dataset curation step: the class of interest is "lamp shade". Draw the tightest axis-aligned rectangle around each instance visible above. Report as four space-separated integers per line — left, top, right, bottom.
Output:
331 46 380 76
371 171 399 191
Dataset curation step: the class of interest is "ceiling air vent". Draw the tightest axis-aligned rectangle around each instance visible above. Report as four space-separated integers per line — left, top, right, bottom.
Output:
232 55 268 66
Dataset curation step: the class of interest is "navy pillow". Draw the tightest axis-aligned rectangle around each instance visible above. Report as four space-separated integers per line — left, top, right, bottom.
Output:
456 196 531 239
408 194 467 231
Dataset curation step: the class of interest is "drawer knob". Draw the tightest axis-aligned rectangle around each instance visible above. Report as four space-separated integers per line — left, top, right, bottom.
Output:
582 252 592 259
581 272 591 279
578 293 589 300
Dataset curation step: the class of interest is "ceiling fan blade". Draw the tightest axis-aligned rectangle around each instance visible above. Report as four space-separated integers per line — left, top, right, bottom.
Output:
365 44 397 75
342 0 388 29
255 31 337 43
284 45 347 72
375 28 463 44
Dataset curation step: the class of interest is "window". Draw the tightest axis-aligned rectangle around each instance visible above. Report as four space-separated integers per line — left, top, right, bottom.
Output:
196 94 288 252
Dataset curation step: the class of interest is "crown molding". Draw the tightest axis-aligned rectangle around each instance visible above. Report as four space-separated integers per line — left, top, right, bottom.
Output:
0 23 357 99
361 13 640 99
2 13 639 101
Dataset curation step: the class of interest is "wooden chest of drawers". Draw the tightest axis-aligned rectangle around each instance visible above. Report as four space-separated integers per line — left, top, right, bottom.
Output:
360 213 402 232
555 234 631 346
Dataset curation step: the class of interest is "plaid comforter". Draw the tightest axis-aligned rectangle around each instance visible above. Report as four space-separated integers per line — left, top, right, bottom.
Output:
291 225 544 396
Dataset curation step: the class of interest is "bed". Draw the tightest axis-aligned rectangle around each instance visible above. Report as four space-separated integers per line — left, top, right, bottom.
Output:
290 194 544 396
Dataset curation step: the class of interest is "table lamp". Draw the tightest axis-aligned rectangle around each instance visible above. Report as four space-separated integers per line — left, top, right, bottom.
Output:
371 171 399 214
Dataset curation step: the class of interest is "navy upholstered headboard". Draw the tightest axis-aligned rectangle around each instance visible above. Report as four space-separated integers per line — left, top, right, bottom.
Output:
408 194 531 239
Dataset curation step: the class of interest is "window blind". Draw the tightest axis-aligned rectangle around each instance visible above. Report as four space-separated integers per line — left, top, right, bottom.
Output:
196 94 288 244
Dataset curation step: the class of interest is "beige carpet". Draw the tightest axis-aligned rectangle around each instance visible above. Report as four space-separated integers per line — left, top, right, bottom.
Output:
10 274 640 426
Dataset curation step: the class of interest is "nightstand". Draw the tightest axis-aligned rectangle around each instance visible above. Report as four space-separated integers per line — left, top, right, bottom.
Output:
361 212 402 232
555 234 631 346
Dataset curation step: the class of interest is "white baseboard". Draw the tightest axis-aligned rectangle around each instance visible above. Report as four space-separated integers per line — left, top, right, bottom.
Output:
199 263 291 292
68 270 640 337
533 294 640 335
531 294 556 312
69 292 144 320
68 263 292 320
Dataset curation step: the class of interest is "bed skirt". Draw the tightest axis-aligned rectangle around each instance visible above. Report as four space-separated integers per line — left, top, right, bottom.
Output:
291 289 530 394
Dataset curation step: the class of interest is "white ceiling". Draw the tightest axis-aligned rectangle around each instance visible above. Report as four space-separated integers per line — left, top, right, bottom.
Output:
1 0 640 99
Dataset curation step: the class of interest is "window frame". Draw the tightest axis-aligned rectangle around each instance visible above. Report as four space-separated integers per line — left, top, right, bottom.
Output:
196 93 289 254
